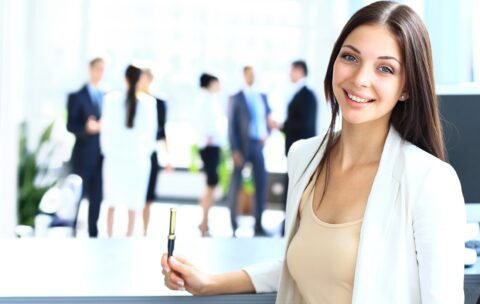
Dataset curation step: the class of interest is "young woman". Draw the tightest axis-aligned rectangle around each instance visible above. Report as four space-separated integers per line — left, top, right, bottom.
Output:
161 1 466 302
101 65 157 237
193 73 225 236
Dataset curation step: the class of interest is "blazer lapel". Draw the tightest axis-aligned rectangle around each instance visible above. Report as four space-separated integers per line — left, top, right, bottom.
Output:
284 138 326 244
351 126 403 302
81 85 100 118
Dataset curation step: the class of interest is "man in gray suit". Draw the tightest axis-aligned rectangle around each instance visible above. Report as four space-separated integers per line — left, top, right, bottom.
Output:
227 66 272 236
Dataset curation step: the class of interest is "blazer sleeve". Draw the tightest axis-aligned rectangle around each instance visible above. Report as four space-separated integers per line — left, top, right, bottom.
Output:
242 259 283 293
413 163 466 304
146 97 159 153
262 93 271 115
157 99 167 140
66 93 87 138
228 96 240 152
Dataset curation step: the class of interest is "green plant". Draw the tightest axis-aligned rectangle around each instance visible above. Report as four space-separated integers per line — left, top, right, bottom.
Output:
190 145 255 197
189 145 201 173
217 147 254 197
17 122 56 226
217 147 230 195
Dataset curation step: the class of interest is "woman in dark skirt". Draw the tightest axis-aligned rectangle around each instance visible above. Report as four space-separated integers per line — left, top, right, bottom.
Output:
194 73 226 236
138 69 171 236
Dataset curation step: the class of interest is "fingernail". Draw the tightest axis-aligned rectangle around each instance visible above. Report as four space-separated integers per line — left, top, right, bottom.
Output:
163 267 169 273
170 257 177 264
177 280 184 287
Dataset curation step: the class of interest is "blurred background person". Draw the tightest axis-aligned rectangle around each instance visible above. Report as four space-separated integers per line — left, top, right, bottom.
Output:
194 73 225 237
281 60 317 154
137 68 172 236
101 65 157 237
227 66 274 236
66 57 105 238
279 59 318 235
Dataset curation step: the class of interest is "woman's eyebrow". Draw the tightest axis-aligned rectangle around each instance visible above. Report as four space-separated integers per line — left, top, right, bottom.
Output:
378 55 401 64
342 45 401 64
342 44 361 53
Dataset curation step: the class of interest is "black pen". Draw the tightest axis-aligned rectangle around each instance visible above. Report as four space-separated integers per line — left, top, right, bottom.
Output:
167 208 176 257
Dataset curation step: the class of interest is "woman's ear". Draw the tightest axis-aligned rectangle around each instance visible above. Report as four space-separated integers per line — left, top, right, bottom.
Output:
399 93 409 101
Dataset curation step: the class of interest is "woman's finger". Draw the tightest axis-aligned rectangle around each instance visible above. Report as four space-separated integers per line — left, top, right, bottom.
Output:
165 277 184 291
173 255 193 266
168 257 192 276
161 254 170 272
167 271 185 287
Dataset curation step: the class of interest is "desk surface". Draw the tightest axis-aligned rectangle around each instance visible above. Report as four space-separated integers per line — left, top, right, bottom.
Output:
1 237 479 303
0 238 283 298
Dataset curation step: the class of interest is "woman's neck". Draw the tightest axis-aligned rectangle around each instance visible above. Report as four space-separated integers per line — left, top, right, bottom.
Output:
334 119 390 170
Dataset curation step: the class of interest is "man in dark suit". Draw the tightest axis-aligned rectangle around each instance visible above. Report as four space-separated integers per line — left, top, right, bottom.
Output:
228 66 273 236
280 60 317 235
282 60 317 154
67 57 105 237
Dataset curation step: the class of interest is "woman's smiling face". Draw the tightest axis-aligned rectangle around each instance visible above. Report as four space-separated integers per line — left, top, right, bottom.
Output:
333 24 407 127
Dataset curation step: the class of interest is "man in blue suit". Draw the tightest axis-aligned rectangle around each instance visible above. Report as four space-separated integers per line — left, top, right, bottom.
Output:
67 57 105 237
227 66 272 236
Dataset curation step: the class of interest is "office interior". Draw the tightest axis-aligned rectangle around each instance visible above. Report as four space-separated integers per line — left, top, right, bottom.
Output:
1 0 480 303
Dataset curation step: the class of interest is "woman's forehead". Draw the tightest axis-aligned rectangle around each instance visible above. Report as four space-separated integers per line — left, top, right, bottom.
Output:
343 24 402 62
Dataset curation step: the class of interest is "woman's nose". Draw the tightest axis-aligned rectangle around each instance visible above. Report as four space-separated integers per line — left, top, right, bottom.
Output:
351 65 373 88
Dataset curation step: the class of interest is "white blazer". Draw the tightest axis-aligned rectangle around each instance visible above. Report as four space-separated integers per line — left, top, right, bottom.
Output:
244 126 466 304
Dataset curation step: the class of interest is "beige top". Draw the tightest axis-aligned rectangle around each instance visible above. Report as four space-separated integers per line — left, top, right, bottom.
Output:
286 177 363 304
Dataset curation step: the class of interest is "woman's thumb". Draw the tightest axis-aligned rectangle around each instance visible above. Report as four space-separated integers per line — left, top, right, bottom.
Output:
169 257 191 275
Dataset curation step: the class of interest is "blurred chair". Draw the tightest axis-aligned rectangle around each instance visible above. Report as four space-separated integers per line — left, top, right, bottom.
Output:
34 174 83 237
15 225 34 238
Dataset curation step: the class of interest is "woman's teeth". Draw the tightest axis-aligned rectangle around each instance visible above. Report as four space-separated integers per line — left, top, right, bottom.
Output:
348 93 370 103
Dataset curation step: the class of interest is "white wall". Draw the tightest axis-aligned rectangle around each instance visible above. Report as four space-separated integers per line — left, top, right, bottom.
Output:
425 0 473 84
0 0 27 237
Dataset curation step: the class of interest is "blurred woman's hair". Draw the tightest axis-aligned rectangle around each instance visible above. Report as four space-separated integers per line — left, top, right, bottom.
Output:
199 73 219 89
125 65 142 128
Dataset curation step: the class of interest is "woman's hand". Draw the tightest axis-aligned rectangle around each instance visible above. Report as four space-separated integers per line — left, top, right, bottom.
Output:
161 253 256 296
161 254 214 295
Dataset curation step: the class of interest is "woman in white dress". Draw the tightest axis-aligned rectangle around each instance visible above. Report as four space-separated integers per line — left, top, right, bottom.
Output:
101 65 157 237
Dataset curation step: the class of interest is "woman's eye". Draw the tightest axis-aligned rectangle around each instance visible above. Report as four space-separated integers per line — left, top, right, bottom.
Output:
341 53 357 62
379 65 394 74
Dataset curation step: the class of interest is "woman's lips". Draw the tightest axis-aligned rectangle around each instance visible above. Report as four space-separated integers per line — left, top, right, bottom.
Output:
343 89 374 108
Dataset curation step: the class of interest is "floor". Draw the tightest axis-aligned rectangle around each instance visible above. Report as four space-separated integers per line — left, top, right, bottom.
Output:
35 170 286 239
74 199 285 239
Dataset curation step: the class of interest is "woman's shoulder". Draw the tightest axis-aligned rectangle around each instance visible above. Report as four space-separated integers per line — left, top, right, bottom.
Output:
400 139 465 228
137 92 156 103
287 135 325 178
102 92 125 112
288 135 325 159
103 91 123 102
401 140 456 178
399 140 463 209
